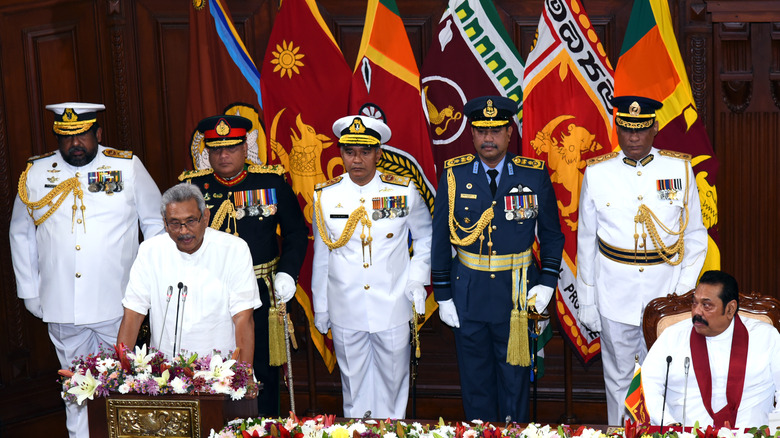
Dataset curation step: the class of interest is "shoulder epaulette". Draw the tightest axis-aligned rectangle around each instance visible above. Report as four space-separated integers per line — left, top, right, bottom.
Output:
248 164 286 176
380 173 411 187
658 149 692 161
178 168 214 181
512 156 545 170
103 148 133 159
586 151 619 166
315 176 343 191
444 154 475 169
28 151 56 162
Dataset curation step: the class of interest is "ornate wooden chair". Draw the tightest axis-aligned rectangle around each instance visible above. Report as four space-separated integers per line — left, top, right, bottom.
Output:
642 290 780 349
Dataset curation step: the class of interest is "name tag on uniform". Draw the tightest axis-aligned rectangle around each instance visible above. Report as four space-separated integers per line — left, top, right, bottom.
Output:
460 193 477 199
330 214 349 219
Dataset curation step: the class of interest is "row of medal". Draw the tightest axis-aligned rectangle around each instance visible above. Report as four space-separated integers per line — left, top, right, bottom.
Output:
504 185 538 221
657 178 682 201
88 170 123 194
233 188 278 220
372 195 409 220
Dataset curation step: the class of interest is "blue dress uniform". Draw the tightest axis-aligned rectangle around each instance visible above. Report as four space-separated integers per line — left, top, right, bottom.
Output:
431 151 564 421
180 115 309 416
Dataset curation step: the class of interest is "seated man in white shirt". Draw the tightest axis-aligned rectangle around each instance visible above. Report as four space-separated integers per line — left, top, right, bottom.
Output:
643 270 780 428
117 183 261 364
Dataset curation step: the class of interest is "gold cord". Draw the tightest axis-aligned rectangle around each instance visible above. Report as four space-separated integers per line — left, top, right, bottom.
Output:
210 199 238 235
446 167 494 255
314 192 372 265
633 160 691 266
17 162 85 228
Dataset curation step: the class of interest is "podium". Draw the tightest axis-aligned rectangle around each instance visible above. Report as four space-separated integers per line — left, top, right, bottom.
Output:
88 393 257 438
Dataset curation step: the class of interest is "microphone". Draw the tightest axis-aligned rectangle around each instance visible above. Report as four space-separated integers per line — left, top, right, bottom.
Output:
157 286 174 348
176 285 189 356
683 357 690 430
661 356 672 431
172 282 184 356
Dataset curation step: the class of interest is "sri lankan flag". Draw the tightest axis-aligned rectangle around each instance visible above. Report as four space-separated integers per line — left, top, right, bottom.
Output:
614 0 720 273
260 0 352 372
349 0 438 321
521 0 613 365
625 361 650 424
185 0 267 170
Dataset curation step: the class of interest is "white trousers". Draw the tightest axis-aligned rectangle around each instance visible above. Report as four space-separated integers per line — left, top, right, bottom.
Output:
599 316 647 426
331 323 410 419
48 317 122 438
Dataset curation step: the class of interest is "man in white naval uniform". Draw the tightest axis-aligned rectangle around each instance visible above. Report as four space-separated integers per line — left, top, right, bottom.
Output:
643 271 780 428
9 102 164 437
312 115 432 419
576 95 707 425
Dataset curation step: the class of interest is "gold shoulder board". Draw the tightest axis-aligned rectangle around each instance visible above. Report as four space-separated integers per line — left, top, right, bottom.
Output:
444 154 475 169
658 149 692 161
315 176 343 191
28 151 56 162
380 173 411 186
513 156 545 170
586 151 619 166
178 168 214 181
248 164 286 176
103 149 133 159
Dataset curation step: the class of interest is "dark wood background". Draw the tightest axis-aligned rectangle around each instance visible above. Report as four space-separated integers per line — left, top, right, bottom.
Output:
1 0 778 436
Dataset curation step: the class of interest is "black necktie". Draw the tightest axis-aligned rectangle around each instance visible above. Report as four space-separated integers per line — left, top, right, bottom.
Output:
487 169 498 197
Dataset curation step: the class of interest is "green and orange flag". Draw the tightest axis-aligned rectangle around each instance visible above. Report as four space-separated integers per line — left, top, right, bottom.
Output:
614 0 720 273
260 0 353 372
624 360 650 423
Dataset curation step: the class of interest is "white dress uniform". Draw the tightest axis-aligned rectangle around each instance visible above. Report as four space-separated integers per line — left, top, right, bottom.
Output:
122 228 261 358
312 170 432 418
9 145 164 437
577 147 708 424
643 315 780 427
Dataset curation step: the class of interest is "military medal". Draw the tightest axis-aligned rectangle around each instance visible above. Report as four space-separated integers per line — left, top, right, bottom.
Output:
87 170 122 194
504 184 538 222
657 178 682 201
233 188 277 219
372 195 408 220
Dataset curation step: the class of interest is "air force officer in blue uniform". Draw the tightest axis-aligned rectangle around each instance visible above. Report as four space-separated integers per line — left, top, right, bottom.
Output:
431 96 564 422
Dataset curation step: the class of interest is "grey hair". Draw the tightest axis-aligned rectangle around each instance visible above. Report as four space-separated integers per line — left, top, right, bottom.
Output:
160 183 206 218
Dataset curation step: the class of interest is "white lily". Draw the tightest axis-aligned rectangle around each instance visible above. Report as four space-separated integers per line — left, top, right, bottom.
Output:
193 355 235 380
129 345 153 374
153 369 170 388
67 369 99 405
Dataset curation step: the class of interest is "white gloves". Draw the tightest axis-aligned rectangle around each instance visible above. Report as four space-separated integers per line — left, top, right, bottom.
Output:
314 312 330 334
528 285 554 312
405 281 427 315
578 304 602 332
24 298 43 319
438 299 460 328
274 272 297 303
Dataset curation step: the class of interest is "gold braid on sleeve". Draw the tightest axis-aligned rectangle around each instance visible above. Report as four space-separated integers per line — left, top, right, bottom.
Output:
446 167 494 257
17 162 85 230
314 191 373 265
633 160 691 266
210 198 238 235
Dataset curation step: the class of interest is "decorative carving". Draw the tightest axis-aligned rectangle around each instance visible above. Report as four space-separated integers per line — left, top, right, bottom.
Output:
690 36 708 125
108 2 131 151
108 0 121 15
107 398 199 437
690 2 706 21
719 24 752 113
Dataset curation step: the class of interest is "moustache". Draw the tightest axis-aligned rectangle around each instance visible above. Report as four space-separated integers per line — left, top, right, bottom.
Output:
67 146 87 155
177 233 195 241
692 314 708 326
481 142 497 149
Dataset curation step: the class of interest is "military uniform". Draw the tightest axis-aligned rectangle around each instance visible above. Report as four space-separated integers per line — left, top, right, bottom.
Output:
312 170 432 418
180 164 308 415
431 152 564 422
577 147 707 424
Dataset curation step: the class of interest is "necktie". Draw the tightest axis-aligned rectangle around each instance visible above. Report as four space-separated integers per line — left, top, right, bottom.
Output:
487 169 498 197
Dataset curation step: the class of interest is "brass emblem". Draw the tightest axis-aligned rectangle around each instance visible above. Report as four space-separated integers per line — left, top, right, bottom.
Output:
216 120 230 136
483 99 498 118
63 108 77 122
97 165 111 170
629 101 641 116
47 176 59 183
193 0 205 9
349 118 366 134
466 183 473 189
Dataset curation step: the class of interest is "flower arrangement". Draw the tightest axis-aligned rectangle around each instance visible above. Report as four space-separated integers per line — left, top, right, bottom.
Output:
59 343 257 405
208 416 780 438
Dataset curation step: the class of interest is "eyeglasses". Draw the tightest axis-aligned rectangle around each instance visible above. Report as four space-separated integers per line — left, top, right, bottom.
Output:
166 215 203 231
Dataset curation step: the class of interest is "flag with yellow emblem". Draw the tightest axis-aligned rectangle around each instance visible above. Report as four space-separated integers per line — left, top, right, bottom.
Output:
521 0 614 363
260 0 353 372
613 0 719 272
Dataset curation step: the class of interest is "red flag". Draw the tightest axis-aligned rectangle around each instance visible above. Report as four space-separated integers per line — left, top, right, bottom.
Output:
522 0 614 364
614 0 719 272
185 0 267 170
260 0 352 372
420 0 526 174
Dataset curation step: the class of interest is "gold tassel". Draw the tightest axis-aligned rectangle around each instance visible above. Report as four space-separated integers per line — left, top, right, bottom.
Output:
268 306 286 366
506 309 531 366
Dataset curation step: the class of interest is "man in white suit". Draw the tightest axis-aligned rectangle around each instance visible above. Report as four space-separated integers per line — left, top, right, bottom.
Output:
312 115 432 419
